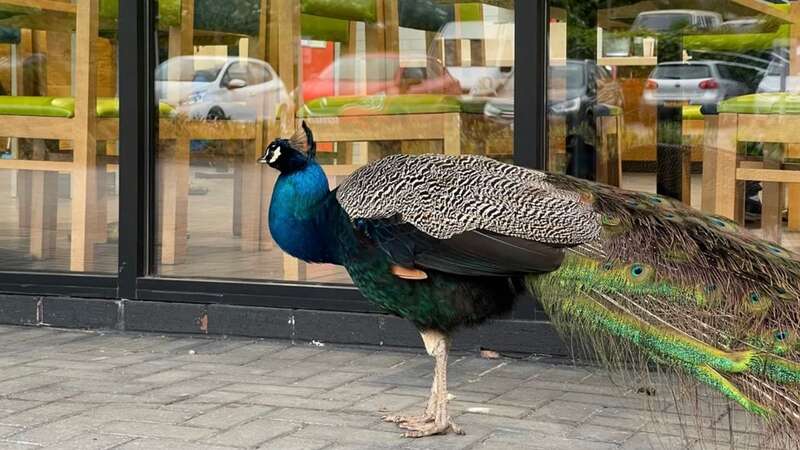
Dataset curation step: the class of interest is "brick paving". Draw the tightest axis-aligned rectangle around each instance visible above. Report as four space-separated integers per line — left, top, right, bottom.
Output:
0 325 774 449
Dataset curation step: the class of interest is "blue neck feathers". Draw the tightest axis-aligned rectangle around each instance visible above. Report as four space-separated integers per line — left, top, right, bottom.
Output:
268 162 341 264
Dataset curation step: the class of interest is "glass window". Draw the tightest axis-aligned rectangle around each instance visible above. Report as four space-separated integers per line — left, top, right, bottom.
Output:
154 1 516 283
0 1 119 273
549 1 799 254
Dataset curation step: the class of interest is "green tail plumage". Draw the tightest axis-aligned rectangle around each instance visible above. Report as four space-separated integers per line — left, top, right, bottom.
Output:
527 174 800 441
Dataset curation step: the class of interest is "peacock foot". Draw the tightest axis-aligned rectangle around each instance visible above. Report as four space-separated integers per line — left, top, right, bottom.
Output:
401 417 464 438
381 413 433 425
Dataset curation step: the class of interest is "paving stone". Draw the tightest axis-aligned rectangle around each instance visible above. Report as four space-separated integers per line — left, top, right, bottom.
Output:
492 387 565 409
530 400 604 424
315 383 389 402
83 405 193 424
0 376 58 396
622 431 694 449
345 394 424 415
266 408 382 429
257 436 330 450
169 389 252 406
6 416 105 446
138 378 230 401
456 414 575 437
99 421 217 441
0 427 20 439
115 438 239 450
0 402 92 427
0 400 40 418
42 433 132 450
568 423 636 445
289 424 401 447
449 401 529 419
203 418 300 447
12 382 89 402
223 383 323 398
184 404 271 429
384 386 496 403
0 366 48 383
134 369 202 384
0 440 41 450
247 394 351 411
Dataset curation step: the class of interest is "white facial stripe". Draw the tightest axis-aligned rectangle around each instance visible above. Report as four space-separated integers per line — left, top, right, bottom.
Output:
269 147 281 164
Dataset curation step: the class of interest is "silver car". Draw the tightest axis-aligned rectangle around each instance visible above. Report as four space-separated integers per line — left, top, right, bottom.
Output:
155 56 289 121
643 61 760 105
758 49 800 93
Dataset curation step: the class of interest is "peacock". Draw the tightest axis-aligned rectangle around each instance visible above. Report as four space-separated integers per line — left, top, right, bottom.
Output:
258 122 800 441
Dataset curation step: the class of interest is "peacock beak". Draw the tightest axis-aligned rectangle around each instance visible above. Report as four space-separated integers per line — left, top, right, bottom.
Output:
257 149 270 164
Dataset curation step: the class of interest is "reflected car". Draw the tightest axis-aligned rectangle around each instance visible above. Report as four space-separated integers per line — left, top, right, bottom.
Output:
632 10 722 32
155 56 289 121
758 49 800 93
429 20 515 94
302 53 461 102
485 60 622 124
643 61 761 105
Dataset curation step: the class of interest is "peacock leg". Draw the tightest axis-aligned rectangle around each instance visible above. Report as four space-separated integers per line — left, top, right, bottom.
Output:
382 332 440 426
400 330 463 438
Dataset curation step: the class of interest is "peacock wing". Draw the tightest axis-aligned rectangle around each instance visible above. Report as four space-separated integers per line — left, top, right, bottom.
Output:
335 154 602 276
354 215 565 277
530 173 800 440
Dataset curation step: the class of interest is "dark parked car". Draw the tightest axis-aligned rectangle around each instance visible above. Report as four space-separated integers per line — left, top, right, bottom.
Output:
484 60 623 180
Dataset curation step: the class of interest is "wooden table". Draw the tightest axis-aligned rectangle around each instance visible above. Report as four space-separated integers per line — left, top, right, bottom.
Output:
702 111 800 243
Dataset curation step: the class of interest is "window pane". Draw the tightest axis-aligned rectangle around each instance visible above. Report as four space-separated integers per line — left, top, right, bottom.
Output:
154 0 516 283
548 2 799 253
0 1 119 273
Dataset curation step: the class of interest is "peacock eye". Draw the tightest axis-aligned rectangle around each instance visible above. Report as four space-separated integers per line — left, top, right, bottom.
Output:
775 331 789 341
631 265 644 277
749 292 760 304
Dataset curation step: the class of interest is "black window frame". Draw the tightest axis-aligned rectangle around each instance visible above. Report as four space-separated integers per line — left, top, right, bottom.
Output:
0 0 549 309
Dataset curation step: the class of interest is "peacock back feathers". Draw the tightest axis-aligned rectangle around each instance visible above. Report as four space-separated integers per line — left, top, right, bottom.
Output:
526 174 800 440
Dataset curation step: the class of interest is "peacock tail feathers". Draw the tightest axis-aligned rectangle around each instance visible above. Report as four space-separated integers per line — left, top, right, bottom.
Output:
526 174 800 443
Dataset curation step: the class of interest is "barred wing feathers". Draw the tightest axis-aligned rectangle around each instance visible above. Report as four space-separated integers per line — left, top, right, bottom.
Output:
336 154 601 245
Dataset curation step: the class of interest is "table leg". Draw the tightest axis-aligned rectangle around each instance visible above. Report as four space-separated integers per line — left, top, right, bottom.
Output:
762 144 784 243
29 170 58 260
160 138 189 265
707 113 743 221
788 144 800 231
443 113 461 156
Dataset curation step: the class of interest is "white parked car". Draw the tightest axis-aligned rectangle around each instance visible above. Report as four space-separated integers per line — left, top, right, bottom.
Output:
644 61 760 105
155 56 289 121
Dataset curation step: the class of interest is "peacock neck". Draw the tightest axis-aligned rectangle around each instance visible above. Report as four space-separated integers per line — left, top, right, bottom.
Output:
268 162 342 265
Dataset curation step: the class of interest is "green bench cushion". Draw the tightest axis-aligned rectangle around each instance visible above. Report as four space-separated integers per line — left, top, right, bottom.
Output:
302 0 376 23
0 96 73 118
300 94 462 117
718 93 800 115
0 96 174 118
682 105 704 120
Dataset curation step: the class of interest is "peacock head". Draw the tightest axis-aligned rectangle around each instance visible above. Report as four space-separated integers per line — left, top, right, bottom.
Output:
258 121 317 174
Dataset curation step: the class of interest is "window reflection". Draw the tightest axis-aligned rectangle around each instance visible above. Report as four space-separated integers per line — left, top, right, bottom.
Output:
154 1 516 283
0 1 119 273
549 1 800 253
